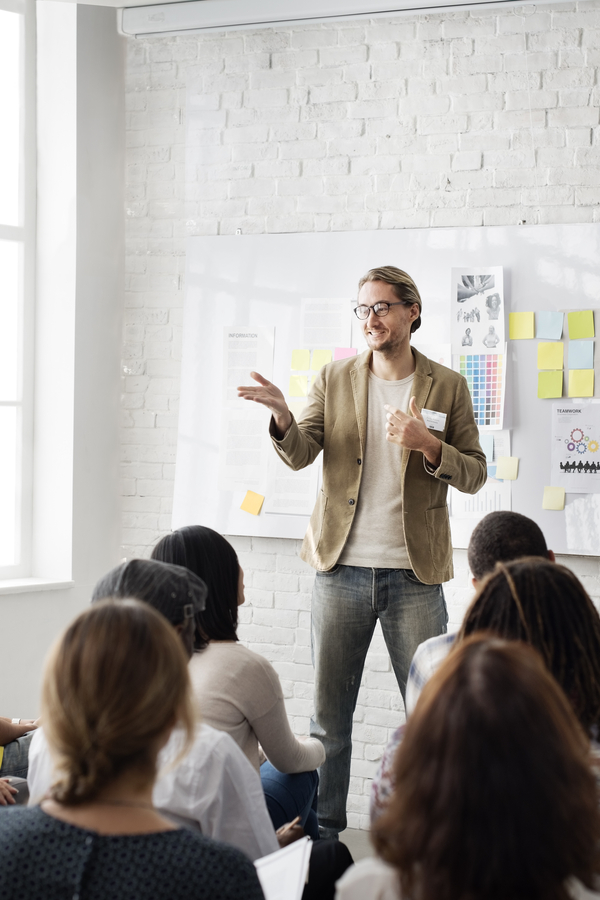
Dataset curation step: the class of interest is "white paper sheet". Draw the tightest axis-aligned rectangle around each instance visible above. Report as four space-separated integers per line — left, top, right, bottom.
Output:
301 298 352 349
450 481 512 519
254 837 312 900
218 326 274 491
263 452 320 517
223 326 274 408
451 266 505 354
551 400 600 494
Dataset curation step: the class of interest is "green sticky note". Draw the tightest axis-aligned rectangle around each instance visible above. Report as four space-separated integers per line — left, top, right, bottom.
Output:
291 349 310 371
538 371 563 399
568 310 595 340
495 456 519 480
289 375 308 397
311 349 333 370
537 342 564 370
568 369 594 397
509 312 535 340
542 486 565 511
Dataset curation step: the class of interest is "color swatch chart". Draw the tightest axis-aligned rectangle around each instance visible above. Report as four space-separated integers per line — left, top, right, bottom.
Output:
459 353 505 428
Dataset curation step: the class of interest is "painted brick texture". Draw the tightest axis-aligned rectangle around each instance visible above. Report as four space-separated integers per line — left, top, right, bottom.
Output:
123 3 600 829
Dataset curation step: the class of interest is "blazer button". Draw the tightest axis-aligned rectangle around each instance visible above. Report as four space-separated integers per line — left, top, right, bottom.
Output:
348 499 355 505
357 459 361 465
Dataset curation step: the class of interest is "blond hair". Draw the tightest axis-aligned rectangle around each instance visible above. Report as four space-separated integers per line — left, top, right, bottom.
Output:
358 266 422 333
42 599 195 805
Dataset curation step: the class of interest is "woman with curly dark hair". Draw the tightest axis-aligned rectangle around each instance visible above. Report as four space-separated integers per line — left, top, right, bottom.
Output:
337 636 600 900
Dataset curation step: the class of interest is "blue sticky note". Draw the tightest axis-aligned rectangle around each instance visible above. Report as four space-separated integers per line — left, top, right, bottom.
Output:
536 311 564 341
479 433 494 462
568 340 594 370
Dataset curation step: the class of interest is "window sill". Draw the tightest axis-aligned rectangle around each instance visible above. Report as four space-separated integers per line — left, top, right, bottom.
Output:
0 578 75 595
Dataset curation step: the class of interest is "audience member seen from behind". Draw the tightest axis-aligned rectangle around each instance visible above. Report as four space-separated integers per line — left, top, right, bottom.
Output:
27 559 283 861
372 555 600 824
0 600 265 900
406 510 554 715
338 636 600 900
151 525 325 840
372 510 554 820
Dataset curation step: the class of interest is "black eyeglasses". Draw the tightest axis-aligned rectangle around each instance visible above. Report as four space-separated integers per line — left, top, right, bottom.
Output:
353 301 412 320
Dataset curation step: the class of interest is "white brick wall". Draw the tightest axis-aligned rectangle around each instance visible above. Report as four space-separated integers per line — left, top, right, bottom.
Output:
123 3 600 830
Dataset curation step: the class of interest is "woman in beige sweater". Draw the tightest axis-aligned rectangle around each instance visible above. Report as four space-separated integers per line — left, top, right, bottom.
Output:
152 525 325 839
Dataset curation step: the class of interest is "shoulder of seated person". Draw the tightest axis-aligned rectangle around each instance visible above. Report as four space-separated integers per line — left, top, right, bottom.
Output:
336 857 400 900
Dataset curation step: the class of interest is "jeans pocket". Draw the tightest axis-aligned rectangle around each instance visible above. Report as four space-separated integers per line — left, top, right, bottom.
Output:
316 564 341 578
402 568 423 585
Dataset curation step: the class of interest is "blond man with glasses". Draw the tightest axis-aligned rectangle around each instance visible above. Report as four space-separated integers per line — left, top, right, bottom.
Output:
239 266 486 838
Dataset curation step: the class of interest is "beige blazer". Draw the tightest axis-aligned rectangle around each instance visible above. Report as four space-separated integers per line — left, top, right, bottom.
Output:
271 348 486 584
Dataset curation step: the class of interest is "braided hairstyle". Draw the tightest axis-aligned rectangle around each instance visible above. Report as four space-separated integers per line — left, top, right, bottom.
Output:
42 599 195 805
458 557 600 735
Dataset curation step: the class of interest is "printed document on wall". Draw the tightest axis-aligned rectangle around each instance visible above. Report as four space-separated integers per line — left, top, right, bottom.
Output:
451 266 505 354
219 326 274 491
551 400 600 493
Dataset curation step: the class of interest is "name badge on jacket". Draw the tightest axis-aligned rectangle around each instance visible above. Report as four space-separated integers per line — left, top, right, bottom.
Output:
421 408 447 432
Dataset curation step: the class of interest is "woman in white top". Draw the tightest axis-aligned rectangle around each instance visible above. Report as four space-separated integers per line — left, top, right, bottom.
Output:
152 525 325 840
336 636 600 900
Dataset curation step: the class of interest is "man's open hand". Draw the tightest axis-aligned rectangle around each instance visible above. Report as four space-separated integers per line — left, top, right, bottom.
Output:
237 372 292 437
385 397 441 467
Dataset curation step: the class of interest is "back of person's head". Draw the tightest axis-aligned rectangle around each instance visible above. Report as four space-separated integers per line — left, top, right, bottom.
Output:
92 558 207 626
467 510 549 581
151 525 239 649
42 599 195 805
373 636 600 900
458 557 600 734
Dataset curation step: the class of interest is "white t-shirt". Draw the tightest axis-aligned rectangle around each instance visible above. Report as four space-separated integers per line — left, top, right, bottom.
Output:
27 724 279 862
339 371 414 569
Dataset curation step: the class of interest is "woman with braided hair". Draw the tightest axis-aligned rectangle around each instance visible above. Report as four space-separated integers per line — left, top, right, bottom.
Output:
457 557 600 736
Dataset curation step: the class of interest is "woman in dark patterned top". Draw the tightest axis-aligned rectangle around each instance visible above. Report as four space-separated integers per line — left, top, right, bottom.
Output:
0 600 264 900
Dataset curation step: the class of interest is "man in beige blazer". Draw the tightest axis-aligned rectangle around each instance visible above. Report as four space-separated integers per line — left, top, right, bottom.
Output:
239 266 486 838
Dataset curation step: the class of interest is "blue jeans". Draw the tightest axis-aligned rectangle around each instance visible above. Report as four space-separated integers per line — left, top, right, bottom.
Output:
260 761 320 841
0 732 34 779
310 565 447 838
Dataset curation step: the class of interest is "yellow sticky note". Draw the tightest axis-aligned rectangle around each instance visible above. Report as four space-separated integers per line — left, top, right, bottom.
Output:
496 456 519 480
240 490 264 516
291 349 310 371
311 349 333 370
537 342 564 370
568 369 594 398
538 371 563 399
509 312 535 340
568 310 595 340
542 486 565 511
289 375 308 397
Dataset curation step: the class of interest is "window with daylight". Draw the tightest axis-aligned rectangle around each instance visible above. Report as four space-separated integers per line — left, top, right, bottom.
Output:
0 0 35 576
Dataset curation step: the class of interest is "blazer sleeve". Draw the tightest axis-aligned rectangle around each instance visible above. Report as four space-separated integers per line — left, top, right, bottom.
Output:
428 375 487 495
269 366 327 471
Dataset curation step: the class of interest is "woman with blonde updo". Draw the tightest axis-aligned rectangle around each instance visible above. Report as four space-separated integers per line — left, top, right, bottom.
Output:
0 600 265 900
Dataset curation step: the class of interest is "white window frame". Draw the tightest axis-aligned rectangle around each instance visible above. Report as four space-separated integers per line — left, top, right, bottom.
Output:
0 0 36 579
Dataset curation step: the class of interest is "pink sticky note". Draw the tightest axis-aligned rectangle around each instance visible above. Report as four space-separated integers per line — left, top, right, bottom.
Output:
334 347 358 361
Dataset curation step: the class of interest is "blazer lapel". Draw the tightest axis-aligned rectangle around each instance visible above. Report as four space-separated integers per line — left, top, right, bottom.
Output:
350 351 370 456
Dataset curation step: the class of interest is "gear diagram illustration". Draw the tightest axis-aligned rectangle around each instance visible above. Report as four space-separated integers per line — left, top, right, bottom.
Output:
563 429 600 461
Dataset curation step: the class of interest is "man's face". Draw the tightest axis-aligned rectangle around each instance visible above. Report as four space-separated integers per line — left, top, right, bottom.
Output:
358 280 420 357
